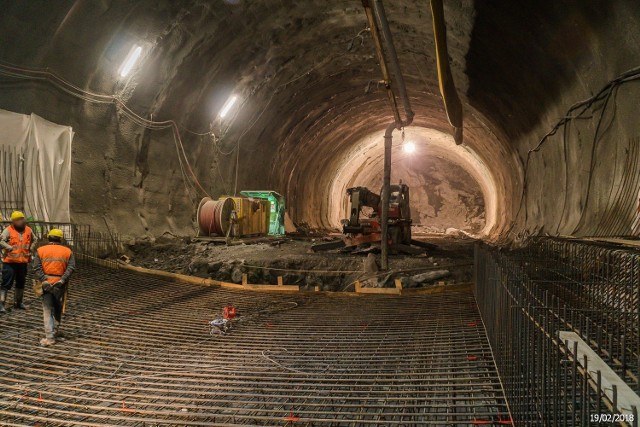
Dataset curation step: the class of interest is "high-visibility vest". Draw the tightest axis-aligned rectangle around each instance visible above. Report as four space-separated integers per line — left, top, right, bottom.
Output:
37 244 72 285
2 225 33 263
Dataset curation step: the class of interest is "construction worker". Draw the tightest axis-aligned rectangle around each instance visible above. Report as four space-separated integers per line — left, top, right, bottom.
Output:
0 211 34 312
32 229 75 346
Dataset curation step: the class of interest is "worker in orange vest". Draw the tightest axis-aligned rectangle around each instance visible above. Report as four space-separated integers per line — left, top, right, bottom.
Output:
0 211 35 312
32 228 76 346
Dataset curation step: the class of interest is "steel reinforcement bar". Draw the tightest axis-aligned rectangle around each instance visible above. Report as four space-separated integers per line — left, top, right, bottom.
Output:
476 239 640 426
0 264 508 426
0 221 121 268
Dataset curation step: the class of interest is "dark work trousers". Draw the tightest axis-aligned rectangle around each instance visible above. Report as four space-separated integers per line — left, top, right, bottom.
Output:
1 262 28 290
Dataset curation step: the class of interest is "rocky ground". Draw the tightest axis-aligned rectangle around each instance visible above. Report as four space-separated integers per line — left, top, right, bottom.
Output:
124 234 477 292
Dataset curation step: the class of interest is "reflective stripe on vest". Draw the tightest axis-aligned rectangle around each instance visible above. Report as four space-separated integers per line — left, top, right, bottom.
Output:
2 226 32 264
45 274 63 283
37 244 72 285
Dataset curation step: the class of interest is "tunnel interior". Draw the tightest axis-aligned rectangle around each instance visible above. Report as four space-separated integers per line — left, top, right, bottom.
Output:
0 0 635 240
0 0 544 239
1 1 640 425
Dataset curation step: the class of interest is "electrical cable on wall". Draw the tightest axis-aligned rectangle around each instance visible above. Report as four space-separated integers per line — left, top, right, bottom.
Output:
0 60 211 202
507 65 640 240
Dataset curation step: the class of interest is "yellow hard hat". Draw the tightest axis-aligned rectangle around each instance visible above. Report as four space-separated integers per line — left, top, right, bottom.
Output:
10 211 25 221
48 229 64 239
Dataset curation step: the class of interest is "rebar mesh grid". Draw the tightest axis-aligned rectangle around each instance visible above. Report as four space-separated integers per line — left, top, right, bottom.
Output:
476 239 640 426
0 265 507 426
0 144 27 220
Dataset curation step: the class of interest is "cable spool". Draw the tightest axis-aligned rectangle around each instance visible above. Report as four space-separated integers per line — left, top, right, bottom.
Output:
197 197 235 236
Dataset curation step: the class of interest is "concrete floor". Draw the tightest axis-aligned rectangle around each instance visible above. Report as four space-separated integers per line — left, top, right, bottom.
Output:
0 264 507 426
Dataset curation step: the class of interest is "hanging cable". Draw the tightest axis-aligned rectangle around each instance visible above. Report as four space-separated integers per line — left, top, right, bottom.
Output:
507 65 640 239
0 60 211 199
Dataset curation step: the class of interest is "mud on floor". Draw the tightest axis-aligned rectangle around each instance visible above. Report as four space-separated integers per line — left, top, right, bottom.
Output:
125 235 476 292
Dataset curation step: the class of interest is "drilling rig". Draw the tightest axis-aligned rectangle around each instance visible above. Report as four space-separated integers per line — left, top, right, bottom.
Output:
311 183 427 254
342 184 412 246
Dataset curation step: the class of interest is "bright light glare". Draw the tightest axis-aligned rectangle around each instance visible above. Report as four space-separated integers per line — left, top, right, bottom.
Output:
219 95 238 118
119 45 142 77
403 141 416 154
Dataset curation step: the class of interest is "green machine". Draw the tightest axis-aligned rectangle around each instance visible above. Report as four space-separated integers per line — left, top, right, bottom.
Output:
239 191 285 236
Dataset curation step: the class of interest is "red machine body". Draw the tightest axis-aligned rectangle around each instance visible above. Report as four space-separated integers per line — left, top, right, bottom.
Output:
342 184 412 246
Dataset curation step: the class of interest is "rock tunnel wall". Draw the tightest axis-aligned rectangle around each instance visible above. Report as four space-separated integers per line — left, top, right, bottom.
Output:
465 0 640 239
0 85 217 237
0 0 638 240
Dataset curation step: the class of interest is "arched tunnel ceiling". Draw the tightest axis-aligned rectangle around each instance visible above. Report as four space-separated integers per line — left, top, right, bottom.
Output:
1 0 639 238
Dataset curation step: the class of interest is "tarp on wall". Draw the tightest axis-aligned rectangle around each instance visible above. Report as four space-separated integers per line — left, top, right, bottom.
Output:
0 109 73 222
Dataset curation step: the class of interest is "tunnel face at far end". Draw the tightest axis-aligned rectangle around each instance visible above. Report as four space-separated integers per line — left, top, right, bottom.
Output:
327 127 493 236
402 157 485 234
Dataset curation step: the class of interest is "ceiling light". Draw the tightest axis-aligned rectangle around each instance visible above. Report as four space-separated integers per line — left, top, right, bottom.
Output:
403 141 416 154
119 45 142 77
219 95 238 118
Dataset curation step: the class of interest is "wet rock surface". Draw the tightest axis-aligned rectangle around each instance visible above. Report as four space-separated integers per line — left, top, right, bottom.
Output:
126 235 476 292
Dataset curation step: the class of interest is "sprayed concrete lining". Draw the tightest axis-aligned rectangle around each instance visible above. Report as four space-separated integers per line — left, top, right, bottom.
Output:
0 1 638 240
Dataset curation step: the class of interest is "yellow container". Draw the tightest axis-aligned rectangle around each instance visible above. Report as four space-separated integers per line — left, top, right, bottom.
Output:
230 197 270 236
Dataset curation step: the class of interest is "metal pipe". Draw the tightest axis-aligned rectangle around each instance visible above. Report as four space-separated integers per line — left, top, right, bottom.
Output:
381 122 395 268
371 0 414 127
367 0 414 269
361 2 401 126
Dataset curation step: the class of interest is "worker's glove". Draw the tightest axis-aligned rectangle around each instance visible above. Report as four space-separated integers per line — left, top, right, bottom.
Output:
51 286 63 298
5 246 14 252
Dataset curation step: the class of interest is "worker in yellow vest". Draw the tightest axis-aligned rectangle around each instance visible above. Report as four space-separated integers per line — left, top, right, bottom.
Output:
0 211 35 312
33 228 76 346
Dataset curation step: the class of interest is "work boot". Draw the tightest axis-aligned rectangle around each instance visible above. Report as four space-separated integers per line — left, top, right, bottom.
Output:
54 326 65 339
14 288 26 309
0 290 7 313
40 337 56 347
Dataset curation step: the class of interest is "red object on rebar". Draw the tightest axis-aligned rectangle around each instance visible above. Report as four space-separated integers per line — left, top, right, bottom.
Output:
497 411 513 424
471 421 491 425
38 391 43 401
467 323 477 327
467 355 478 361
223 306 236 319
284 410 300 421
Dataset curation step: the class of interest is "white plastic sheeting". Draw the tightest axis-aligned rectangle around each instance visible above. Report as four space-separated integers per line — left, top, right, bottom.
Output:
0 109 73 222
